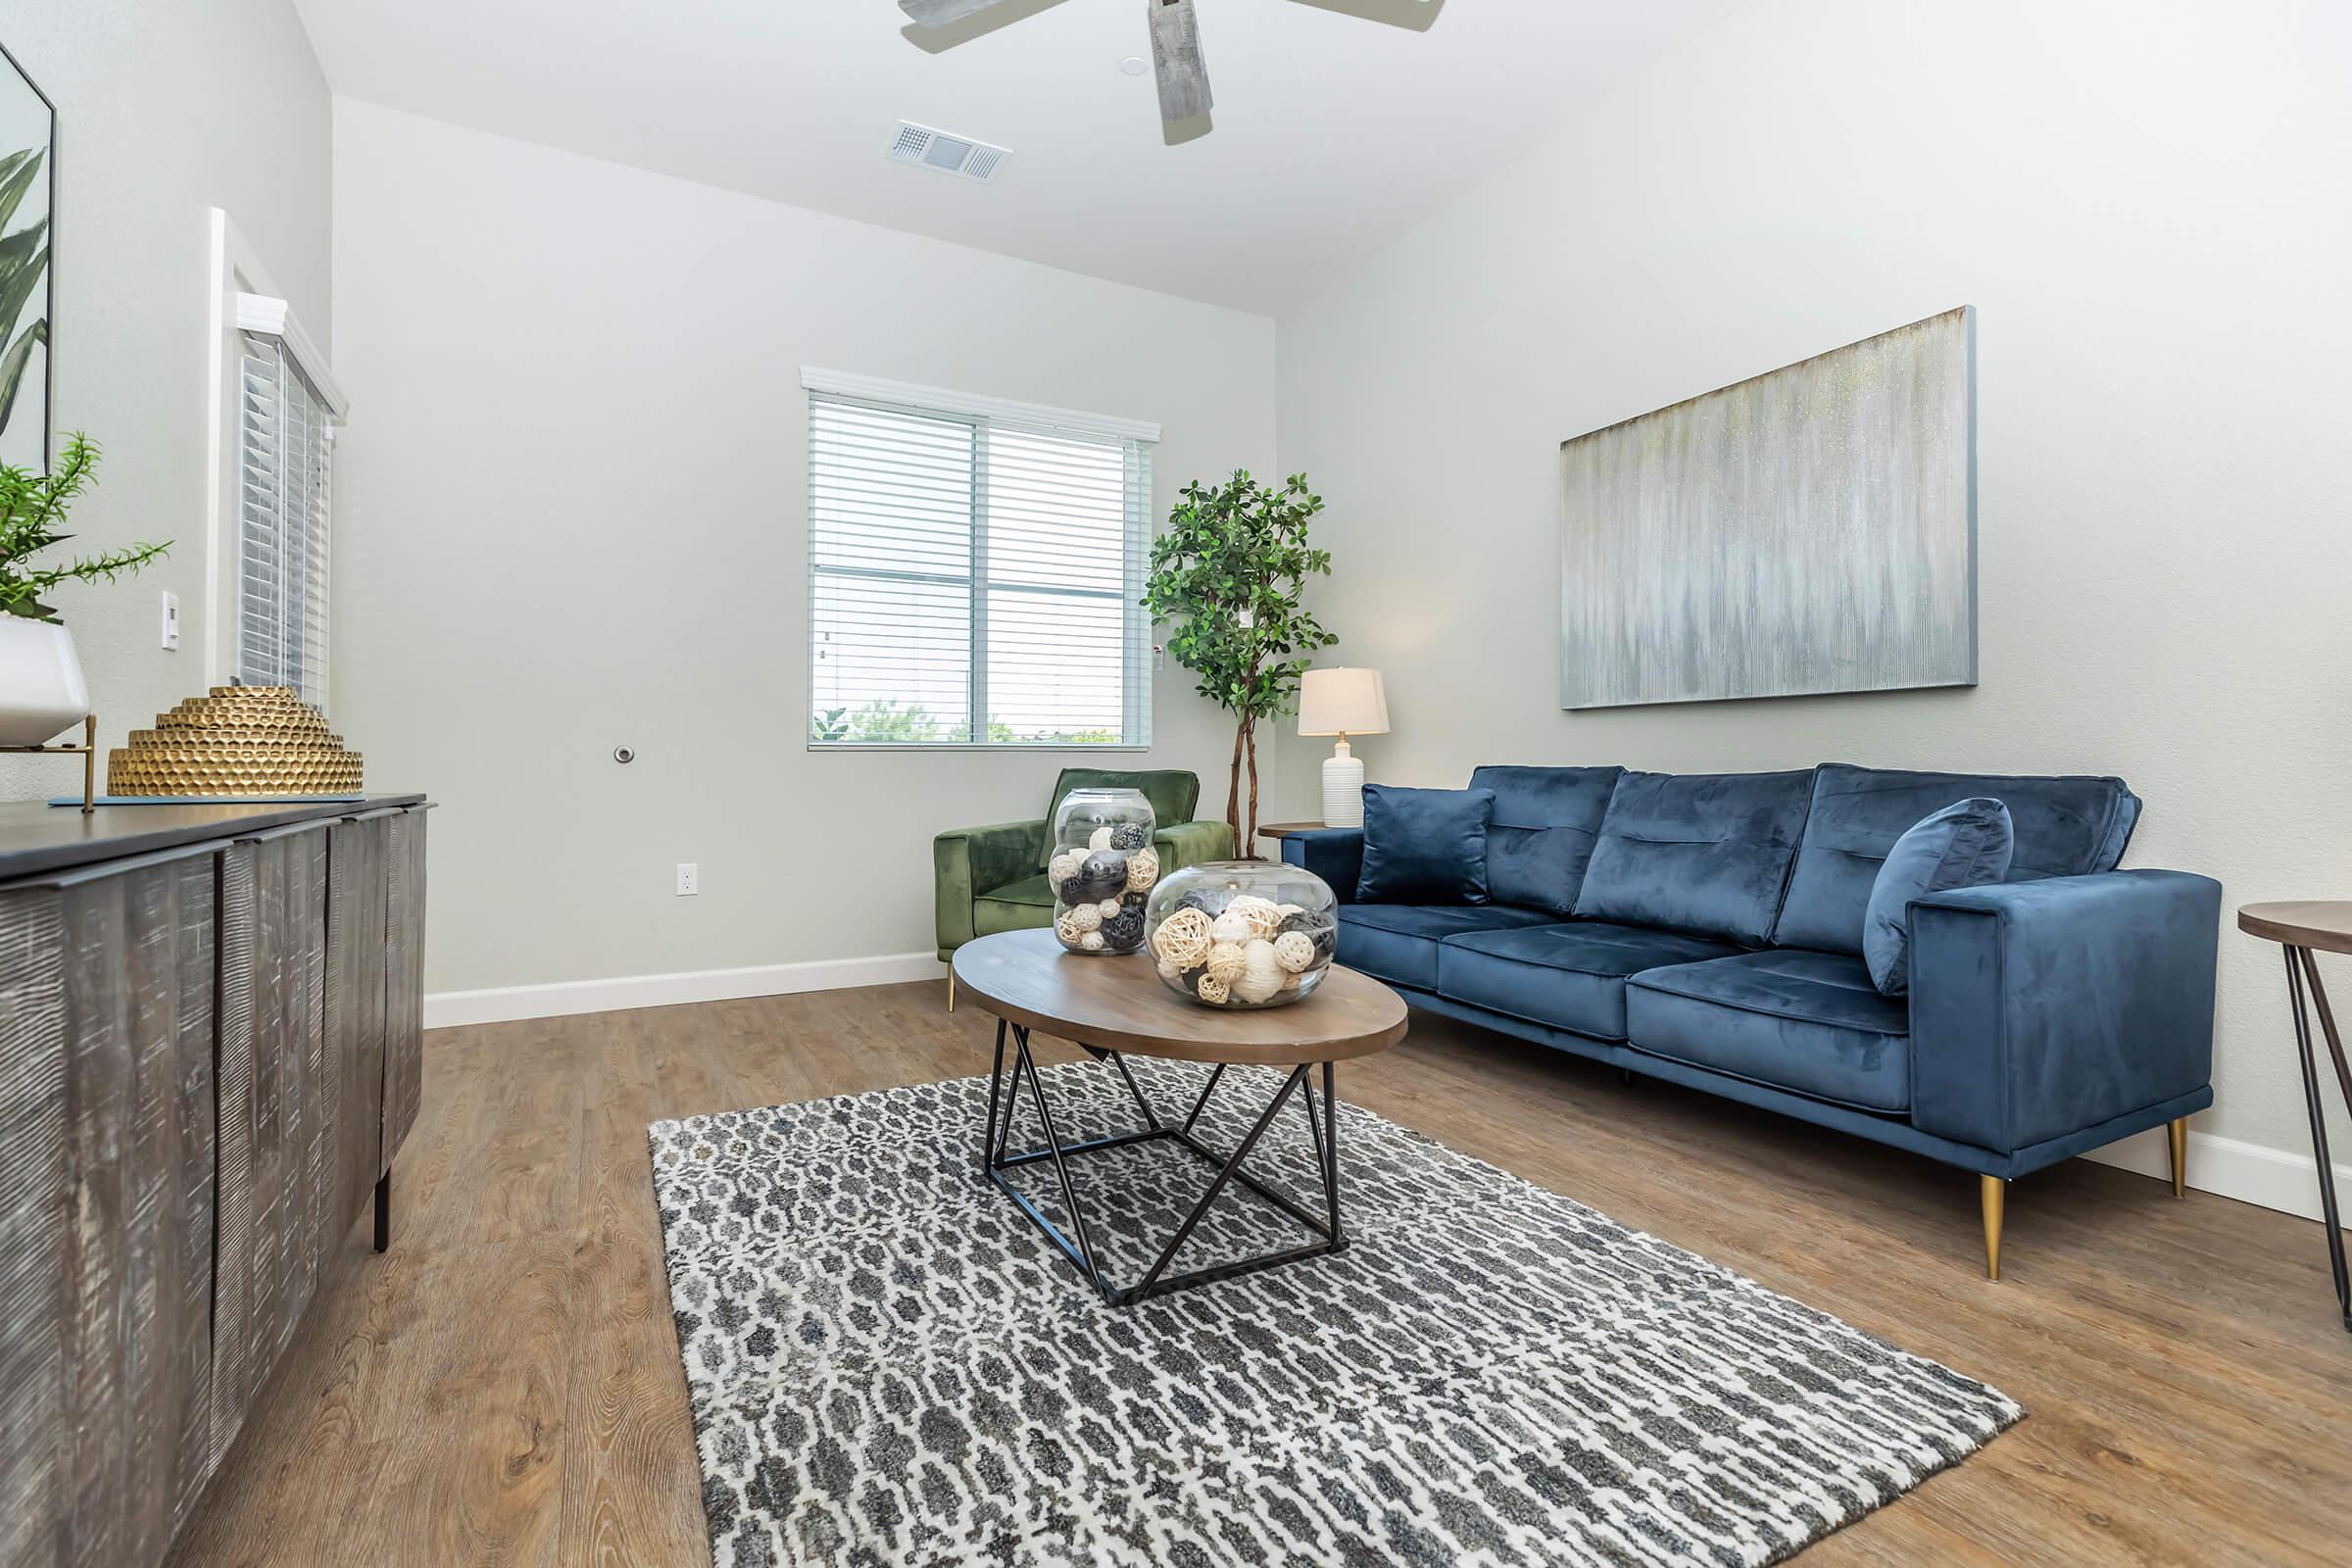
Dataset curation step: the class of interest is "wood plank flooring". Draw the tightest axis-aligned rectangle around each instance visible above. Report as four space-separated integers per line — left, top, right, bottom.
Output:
168 981 2352 1567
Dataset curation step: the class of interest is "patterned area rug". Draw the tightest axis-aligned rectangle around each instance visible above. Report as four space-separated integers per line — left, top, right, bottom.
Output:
649 1057 2020 1567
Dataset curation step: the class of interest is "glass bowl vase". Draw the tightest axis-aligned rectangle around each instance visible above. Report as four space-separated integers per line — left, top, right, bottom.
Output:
1048 788 1158 956
1145 859 1338 1008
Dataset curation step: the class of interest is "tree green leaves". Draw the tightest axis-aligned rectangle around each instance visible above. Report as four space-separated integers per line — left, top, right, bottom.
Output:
1140 468 1339 842
0 435 172 622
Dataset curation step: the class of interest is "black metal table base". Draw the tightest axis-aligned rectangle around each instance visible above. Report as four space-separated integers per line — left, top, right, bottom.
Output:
981 1020 1343 1307
2278 946 2352 1333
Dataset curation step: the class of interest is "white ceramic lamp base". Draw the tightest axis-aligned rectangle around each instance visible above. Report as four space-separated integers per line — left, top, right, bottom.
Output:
1321 738 1366 827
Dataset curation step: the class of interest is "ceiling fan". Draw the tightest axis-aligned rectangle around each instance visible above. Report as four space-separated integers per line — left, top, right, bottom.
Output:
899 0 1434 126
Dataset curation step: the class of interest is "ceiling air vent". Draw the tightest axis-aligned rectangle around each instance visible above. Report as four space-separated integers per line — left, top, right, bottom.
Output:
886 121 1010 183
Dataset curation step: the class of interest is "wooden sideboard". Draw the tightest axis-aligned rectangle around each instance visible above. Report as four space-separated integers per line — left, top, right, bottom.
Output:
0 796 428 1568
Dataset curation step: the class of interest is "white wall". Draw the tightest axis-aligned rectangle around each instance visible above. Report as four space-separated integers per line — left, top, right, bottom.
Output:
1272 0 2352 1206
329 101 1277 1003
0 2 328 800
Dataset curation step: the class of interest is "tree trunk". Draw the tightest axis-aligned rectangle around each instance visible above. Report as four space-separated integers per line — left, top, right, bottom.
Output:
1225 717 1246 849
1245 717 1261 855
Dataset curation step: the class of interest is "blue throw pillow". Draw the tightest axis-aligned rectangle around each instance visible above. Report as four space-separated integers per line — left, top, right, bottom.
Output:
1863 799 2016 996
1355 785 1494 906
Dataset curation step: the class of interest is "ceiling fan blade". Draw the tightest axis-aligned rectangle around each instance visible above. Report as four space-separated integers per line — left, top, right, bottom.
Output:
899 0 1013 27
1147 0 1213 122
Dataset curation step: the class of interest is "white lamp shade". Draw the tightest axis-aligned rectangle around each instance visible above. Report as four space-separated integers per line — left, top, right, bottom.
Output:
1298 667 1390 737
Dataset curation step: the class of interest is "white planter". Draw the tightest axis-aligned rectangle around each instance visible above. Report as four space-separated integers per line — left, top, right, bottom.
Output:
0 619 91 747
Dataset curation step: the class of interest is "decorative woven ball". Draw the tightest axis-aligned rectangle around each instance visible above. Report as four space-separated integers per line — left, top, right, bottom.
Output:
1228 895 1285 942
1272 931 1315 973
1278 909 1338 964
1068 903 1102 934
1204 942 1247 985
1080 930 1105 951
1103 905 1146 950
1156 954 1184 982
1073 852 1129 902
1109 823 1150 853
1125 848 1159 894
1210 910 1253 946
1055 912 1082 945
1196 972 1231 1005
1048 850 1085 892
1088 825 1115 852
1152 906 1213 968
1280 970 1302 993
1233 940 1283 1004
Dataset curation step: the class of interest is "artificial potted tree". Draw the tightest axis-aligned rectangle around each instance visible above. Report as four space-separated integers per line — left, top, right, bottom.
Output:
0 435 170 744
1142 469 1336 854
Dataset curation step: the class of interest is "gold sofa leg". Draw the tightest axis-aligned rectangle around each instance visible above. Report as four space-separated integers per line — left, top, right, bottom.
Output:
947 969 956 1012
1981 1175 2006 1281
2168 1115 2188 1198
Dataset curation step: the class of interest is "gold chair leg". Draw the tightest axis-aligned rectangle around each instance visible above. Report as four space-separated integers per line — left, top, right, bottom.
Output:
1981 1174 2006 1281
947 969 956 1012
2168 1115 2188 1198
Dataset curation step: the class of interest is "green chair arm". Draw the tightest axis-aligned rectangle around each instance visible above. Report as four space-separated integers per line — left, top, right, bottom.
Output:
935 819 1047 957
1152 819 1235 874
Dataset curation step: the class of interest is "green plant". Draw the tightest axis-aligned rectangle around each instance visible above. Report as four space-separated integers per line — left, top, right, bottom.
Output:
1142 469 1336 851
0 146 49 433
0 435 171 622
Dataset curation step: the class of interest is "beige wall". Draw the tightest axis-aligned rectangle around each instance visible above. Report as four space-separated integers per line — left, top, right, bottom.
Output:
0 1 329 800
1272 0 2352 1191
329 101 1277 999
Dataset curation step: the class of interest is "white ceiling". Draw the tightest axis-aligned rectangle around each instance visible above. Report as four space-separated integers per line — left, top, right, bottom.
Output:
293 0 1730 316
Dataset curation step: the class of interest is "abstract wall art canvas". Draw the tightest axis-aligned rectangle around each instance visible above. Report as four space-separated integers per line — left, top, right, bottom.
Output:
1560 307 1977 709
0 41 52 472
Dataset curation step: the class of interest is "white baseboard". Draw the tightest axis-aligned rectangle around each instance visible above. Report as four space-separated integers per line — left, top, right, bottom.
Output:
422 952 945 1029
2082 1124 2352 1227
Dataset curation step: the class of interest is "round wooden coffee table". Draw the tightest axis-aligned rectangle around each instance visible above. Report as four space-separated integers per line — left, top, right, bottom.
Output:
2238 902 2352 1332
951 927 1408 1307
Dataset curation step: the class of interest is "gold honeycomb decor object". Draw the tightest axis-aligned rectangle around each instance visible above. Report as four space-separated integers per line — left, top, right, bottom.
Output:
108 685 365 798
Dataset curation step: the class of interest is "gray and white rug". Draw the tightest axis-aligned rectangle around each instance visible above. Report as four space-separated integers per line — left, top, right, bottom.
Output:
649 1057 2020 1568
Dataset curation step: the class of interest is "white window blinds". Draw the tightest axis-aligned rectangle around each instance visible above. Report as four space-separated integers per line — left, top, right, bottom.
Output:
807 384 1152 748
237 331 334 710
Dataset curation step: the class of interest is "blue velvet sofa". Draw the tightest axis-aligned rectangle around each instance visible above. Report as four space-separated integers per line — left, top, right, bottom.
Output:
1282 763 2222 1278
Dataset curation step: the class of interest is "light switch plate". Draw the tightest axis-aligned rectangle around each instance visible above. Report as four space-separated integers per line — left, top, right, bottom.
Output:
676 862 699 896
160 590 179 651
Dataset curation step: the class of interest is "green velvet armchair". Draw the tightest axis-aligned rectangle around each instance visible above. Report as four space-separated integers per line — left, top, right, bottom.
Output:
935 767 1235 1005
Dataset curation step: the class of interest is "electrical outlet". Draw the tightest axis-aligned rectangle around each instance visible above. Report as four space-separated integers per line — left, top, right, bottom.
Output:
160 591 179 651
675 862 699 897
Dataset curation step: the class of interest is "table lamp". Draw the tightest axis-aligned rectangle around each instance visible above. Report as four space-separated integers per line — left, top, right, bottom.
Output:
1298 667 1389 827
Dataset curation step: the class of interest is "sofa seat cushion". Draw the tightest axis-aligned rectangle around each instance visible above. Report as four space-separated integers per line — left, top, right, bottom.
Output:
1437 921 1742 1042
1627 950 1913 1112
974 873 1055 938
1336 905 1555 992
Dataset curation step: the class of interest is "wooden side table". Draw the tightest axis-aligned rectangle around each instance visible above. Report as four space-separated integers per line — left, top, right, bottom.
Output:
1252 821 1330 846
2238 902 2352 1333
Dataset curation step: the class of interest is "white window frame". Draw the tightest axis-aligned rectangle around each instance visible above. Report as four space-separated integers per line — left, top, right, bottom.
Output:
800 367 1158 753
204 209 350 697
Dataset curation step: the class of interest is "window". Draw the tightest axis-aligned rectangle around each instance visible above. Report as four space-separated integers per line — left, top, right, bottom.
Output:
803 369 1154 748
206 212 348 710
236 330 335 709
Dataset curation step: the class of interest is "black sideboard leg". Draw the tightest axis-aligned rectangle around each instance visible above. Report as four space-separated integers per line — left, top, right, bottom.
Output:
373 1169 392 1253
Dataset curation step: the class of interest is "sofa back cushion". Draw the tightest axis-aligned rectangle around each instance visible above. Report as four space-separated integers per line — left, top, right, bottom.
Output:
1466 765 1625 915
1773 762 2141 954
1043 768 1201 868
1573 769 1817 945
